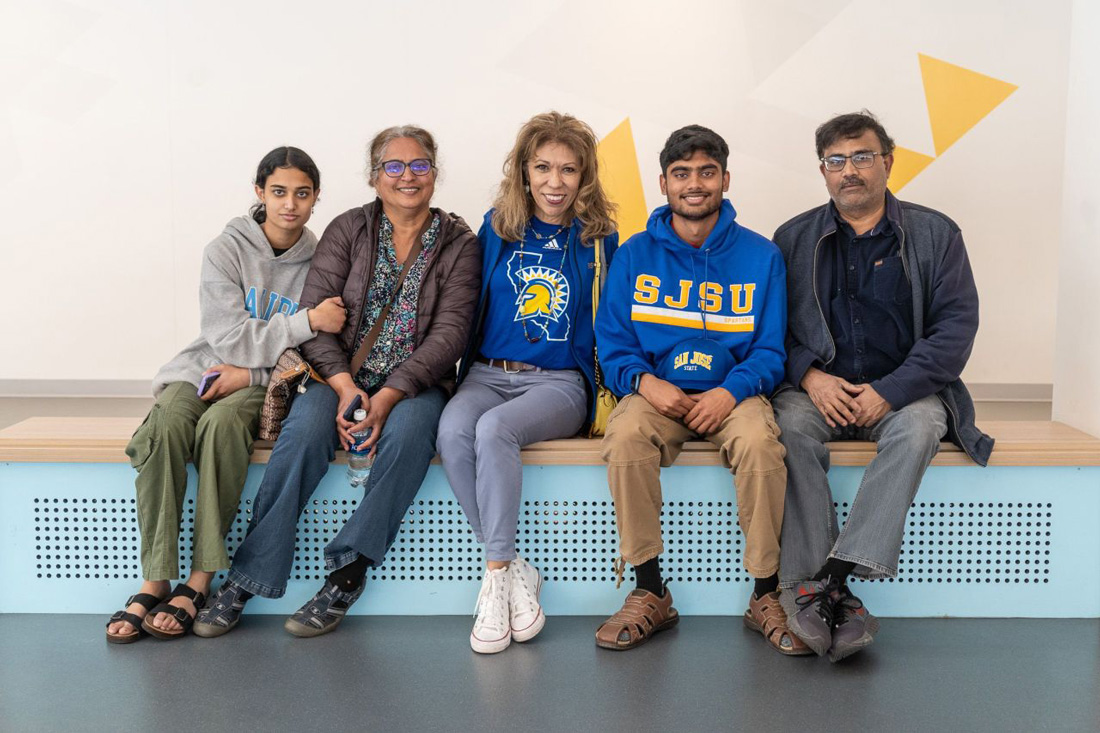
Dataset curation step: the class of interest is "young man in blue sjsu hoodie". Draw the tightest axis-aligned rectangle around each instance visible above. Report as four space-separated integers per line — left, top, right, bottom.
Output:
593 126 809 655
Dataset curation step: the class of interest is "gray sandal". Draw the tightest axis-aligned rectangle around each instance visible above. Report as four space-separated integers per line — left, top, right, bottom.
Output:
193 581 251 639
284 579 364 638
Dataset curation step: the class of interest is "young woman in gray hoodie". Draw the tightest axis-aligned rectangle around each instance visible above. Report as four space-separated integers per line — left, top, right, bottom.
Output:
106 147 347 643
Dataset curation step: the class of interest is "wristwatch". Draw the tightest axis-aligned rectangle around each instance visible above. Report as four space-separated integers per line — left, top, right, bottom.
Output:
631 372 647 394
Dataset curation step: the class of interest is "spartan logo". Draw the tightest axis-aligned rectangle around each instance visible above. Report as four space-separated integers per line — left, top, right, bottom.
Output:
506 250 571 342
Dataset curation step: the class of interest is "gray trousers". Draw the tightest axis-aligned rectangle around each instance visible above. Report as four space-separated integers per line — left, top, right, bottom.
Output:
773 389 947 587
437 363 587 562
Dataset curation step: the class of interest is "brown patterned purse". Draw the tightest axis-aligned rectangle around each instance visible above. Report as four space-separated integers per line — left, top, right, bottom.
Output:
258 349 324 441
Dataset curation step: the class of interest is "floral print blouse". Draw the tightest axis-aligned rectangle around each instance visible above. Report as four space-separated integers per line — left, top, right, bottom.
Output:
354 212 440 391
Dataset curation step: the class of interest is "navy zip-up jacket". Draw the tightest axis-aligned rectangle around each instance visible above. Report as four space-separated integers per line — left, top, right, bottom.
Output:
772 190 994 466
456 210 617 425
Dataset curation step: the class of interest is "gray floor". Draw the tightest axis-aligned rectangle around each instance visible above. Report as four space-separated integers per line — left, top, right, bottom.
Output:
0 615 1096 733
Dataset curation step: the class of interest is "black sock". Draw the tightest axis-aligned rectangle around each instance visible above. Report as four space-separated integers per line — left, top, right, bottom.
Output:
812 558 856 585
328 554 371 591
634 557 664 597
226 580 252 602
753 573 779 599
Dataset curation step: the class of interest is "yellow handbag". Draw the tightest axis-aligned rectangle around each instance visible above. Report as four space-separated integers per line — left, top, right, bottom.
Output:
588 237 618 437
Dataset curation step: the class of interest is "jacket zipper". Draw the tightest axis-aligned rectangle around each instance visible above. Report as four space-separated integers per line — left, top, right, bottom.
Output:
813 231 837 367
895 221 912 284
567 228 591 381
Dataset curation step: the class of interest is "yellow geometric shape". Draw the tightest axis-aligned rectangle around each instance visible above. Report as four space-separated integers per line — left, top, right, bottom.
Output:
597 117 648 241
888 146 936 193
919 53 1018 156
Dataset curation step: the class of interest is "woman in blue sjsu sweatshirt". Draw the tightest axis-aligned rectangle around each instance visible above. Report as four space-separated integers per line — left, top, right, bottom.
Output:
437 112 617 654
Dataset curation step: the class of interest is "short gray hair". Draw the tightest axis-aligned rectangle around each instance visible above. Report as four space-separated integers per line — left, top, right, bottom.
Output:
367 125 438 185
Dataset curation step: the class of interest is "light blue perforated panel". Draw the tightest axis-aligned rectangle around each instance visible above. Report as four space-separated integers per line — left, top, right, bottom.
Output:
1 462 1097 616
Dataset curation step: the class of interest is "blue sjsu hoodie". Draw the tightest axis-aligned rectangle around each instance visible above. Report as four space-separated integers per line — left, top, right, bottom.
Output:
595 200 787 402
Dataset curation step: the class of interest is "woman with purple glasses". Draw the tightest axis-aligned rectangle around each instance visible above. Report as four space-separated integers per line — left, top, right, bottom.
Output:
437 112 618 653
194 126 480 638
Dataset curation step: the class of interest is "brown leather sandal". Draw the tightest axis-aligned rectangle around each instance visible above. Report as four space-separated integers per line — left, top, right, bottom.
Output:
595 586 679 650
105 592 165 644
141 583 206 640
744 590 813 656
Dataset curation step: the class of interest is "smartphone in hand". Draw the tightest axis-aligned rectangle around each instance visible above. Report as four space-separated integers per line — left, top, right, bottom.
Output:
342 394 363 422
198 371 221 397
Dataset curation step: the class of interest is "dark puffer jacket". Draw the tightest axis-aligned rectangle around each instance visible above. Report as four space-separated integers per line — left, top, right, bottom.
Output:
298 199 481 397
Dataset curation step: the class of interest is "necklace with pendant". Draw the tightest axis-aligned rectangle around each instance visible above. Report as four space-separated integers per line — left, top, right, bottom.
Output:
528 222 568 241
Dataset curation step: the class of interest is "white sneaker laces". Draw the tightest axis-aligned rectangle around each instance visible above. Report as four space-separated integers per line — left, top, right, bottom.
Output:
510 560 539 615
473 570 509 635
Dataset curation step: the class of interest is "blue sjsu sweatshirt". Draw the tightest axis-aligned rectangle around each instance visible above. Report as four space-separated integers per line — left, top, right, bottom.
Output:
595 200 787 402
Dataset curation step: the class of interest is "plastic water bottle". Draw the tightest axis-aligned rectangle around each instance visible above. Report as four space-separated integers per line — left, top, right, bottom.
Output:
347 408 373 488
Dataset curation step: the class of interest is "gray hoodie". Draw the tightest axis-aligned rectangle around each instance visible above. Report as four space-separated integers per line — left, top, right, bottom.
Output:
152 215 318 396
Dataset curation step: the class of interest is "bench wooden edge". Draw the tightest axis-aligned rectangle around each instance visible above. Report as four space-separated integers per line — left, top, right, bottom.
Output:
3 419 1099 467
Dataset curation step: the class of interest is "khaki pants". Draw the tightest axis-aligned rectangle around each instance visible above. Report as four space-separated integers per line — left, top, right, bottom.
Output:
600 393 787 577
126 381 266 580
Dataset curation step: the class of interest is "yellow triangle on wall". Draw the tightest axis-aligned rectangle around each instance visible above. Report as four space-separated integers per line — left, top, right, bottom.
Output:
919 53 1017 156
597 118 648 241
888 146 936 193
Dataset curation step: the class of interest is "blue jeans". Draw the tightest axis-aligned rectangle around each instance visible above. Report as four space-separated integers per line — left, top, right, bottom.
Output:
228 381 445 598
773 389 947 587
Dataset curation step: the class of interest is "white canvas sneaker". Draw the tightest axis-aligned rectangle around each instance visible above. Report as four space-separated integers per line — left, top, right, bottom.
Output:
508 556 545 642
470 567 511 654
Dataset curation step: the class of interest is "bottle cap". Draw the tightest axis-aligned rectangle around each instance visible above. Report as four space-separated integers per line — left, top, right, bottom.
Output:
353 408 367 422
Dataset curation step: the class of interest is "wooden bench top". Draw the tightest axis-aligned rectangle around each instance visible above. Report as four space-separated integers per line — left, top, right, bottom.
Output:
1 417 1098 467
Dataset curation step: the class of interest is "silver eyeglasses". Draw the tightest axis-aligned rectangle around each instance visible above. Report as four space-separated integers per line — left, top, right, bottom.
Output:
820 151 887 172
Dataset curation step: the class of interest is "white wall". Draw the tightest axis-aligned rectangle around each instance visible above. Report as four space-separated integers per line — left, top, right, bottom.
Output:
0 0 1071 387
1053 0 1100 436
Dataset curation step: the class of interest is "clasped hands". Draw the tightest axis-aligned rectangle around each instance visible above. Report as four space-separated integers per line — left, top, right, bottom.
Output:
800 367 891 428
636 373 736 435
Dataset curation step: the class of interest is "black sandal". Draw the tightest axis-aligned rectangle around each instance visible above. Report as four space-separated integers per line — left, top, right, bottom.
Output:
141 584 207 640
105 593 164 644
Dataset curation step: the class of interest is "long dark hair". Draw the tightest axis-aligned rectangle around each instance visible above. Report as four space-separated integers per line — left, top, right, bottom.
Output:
251 146 321 224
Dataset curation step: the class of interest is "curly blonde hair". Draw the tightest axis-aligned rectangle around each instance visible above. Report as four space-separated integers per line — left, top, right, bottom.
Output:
491 112 616 245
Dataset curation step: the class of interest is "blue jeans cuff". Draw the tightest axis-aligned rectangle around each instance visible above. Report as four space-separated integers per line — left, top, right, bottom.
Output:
324 550 361 572
830 551 897 580
227 568 286 599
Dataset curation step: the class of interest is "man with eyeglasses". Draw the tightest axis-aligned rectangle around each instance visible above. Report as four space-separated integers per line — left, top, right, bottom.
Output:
771 111 992 662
